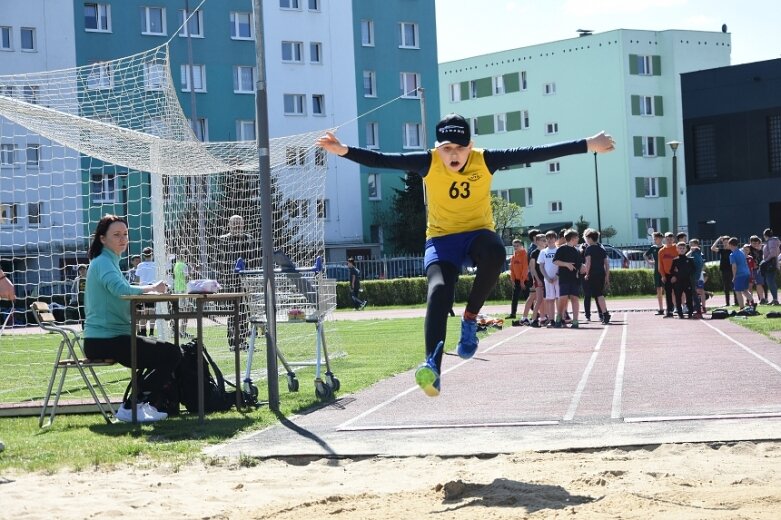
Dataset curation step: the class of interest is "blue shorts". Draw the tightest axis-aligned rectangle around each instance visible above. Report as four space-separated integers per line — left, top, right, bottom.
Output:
733 274 749 292
753 268 765 285
424 229 501 269
696 279 705 289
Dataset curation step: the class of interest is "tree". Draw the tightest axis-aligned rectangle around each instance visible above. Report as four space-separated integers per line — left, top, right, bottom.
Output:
574 215 590 237
491 195 523 242
385 172 426 255
601 225 617 243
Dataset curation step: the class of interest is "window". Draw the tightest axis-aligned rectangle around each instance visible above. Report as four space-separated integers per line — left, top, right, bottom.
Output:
28 202 42 225
91 173 115 203
317 198 329 220
449 83 461 103
1 27 11 50
367 173 380 200
521 109 530 129
26 144 40 167
640 95 654 116
645 218 662 234
399 22 419 48
280 0 301 8
400 72 420 98
308 0 320 10
363 70 376 97
543 82 556 95
495 113 507 133
469 80 478 99
87 62 113 90
523 187 534 207
637 55 653 75
230 11 253 39
141 7 166 35
545 122 559 135
236 120 255 141
547 161 560 174
188 118 208 141
144 62 166 91
643 136 657 157
403 123 422 149
20 28 36 51
493 75 505 95
286 199 309 219
0 144 15 165
365 122 379 148
769 115 781 173
314 147 326 167
471 117 480 136
180 64 206 92
309 42 322 63
285 146 306 166
549 201 563 213
0 204 18 225
1 86 13 97
283 94 306 115
178 9 203 37
520 70 528 90
644 177 659 197
85 3 111 32
361 20 374 46
311 94 325 115
233 66 254 93
281 41 304 62
22 86 38 104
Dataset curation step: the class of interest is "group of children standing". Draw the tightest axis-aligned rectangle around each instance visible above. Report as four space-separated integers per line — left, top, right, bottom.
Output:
507 228 611 329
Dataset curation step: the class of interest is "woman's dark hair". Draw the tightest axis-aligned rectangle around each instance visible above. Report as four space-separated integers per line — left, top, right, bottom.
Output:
88 214 128 259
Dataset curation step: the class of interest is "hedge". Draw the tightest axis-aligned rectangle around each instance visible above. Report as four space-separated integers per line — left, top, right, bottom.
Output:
335 265 781 309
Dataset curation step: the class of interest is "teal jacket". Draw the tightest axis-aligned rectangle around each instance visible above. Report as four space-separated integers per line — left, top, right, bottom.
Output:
84 248 144 339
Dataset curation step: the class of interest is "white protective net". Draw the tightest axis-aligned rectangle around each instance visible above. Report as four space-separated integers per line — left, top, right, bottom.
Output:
0 44 336 410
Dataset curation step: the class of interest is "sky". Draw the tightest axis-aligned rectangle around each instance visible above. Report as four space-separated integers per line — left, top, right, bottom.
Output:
435 0 781 65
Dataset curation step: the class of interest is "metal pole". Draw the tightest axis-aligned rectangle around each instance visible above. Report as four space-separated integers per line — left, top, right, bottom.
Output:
593 152 602 233
252 0 279 411
671 151 678 233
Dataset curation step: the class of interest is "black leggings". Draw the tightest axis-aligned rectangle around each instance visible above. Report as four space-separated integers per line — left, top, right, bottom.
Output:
424 231 506 369
84 335 182 401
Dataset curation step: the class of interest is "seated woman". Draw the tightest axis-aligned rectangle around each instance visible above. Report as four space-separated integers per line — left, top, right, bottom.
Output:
83 214 182 423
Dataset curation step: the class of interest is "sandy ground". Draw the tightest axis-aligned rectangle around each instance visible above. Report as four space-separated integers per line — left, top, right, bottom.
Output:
3 440 781 519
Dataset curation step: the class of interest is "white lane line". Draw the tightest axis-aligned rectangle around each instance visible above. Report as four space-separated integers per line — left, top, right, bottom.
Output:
562 323 611 421
336 328 532 431
339 420 559 432
701 319 781 374
611 314 629 419
625 411 781 423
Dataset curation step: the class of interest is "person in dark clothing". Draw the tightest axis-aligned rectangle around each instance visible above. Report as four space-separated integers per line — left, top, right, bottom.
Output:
218 214 258 350
670 242 695 318
347 257 367 310
711 235 735 306
317 114 615 397
553 229 582 328
583 228 611 324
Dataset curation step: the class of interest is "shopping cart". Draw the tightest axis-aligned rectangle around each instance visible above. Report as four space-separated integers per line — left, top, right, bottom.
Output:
240 267 339 400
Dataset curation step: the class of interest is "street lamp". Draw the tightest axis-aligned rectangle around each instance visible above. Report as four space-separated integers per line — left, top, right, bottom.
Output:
667 140 680 233
593 152 602 233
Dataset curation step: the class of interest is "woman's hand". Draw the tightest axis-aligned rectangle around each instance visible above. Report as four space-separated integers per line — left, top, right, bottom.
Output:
316 131 348 156
144 280 168 294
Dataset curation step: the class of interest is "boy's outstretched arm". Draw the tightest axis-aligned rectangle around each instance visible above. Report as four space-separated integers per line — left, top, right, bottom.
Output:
316 131 348 156
586 131 616 153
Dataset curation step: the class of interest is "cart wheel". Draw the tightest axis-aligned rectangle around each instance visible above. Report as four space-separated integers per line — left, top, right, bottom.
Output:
287 374 299 392
325 372 340 392
315 378 332 400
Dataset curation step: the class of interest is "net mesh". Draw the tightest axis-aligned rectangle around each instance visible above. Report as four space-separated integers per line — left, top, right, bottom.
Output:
0 44 336 410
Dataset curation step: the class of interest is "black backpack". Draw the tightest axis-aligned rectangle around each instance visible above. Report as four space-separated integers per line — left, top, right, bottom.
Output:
176 340 236 414
710 308 731 320
123 367 180 417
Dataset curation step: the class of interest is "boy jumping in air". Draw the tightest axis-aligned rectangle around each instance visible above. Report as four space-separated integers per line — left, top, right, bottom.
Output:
317 114 615 396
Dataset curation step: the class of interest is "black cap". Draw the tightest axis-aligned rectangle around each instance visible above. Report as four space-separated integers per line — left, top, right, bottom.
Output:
435 113 471 147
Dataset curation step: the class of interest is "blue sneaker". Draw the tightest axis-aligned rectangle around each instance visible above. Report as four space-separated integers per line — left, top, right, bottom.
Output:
415 341 443 397
456 317 479 359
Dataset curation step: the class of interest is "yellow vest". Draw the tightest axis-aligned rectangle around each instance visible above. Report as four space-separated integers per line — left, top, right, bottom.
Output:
424 148 494 238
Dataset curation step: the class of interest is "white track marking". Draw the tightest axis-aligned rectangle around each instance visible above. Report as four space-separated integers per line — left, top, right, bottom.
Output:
702 320 781 374
611 314 629 419
563 324 611 421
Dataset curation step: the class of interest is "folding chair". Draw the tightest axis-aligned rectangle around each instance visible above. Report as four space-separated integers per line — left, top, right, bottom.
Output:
31 302 116 427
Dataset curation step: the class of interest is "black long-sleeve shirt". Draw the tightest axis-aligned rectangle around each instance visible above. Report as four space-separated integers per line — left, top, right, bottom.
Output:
670 254 695 286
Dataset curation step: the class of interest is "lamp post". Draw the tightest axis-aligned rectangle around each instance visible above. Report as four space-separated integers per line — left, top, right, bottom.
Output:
593 152 602 233
667 140 680 233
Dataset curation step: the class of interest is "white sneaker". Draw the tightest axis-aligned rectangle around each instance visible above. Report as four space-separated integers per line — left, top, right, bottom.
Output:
115 403 168 423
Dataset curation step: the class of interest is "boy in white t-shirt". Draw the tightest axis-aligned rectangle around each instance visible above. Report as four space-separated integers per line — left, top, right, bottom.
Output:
536 230 560 327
